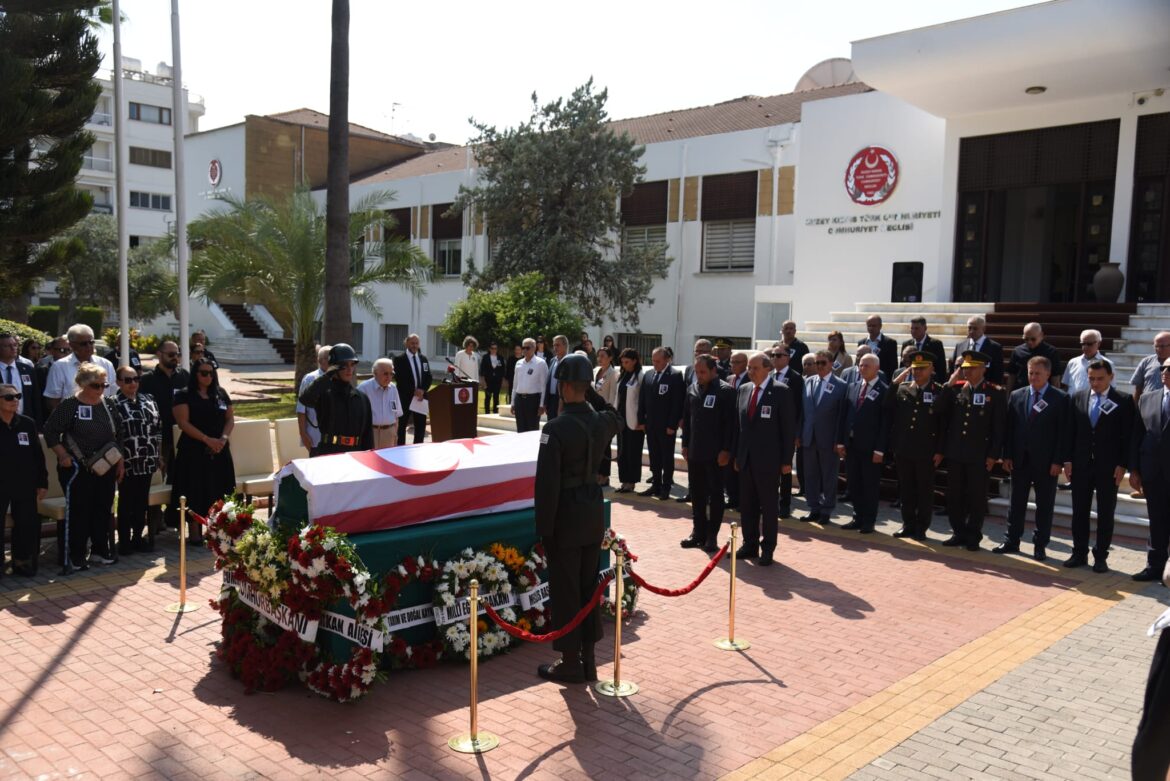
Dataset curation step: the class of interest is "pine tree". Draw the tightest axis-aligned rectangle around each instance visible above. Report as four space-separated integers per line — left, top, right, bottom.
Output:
0 0 102 306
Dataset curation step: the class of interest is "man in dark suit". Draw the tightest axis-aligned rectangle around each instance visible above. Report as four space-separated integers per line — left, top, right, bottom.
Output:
995 355 1070 561
949 315 1004 385
733 352 796 565
781 320 810 376
797 350 849 523
724 351 750 510
858 315 899 381
887 351 948 540
680 354 736 552
682 338 712 389
901 317 947 383
939 350 1006 551
1006 322 1063 393
542 335 569 421
771 345 803 517
392 333 433 445
1129 357 1170 582
637 346 685 499
1062 359 1132 572
838 354 891 533
0 332 43 425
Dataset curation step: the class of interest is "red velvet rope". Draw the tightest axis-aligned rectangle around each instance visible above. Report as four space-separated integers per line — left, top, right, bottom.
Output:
190 511 208 526
627 544 728 597
483 574 614 643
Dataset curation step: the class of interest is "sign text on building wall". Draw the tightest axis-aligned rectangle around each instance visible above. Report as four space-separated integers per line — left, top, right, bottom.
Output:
804 210 941 236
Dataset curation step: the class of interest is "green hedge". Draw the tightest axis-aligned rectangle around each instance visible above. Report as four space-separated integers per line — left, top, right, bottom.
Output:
76 307 103 335
0 318 52 346
27 306 58 336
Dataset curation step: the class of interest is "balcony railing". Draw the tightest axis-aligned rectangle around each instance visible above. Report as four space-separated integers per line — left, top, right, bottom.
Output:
89 112 112 126
82 155 113 172
91 203 113 215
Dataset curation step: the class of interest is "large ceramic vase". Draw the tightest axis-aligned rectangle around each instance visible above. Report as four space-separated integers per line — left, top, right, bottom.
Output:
1092 262 1124 303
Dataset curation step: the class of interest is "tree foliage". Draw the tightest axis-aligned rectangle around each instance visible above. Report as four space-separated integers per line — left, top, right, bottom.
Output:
0 0 102 303
451 79 671 328
188 186 433 384
439 272 584 352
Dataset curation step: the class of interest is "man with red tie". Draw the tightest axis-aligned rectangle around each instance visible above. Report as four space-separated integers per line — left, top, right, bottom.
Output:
837 354 891 534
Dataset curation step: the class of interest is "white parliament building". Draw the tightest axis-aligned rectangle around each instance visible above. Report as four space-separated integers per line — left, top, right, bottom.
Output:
182 0 1170 375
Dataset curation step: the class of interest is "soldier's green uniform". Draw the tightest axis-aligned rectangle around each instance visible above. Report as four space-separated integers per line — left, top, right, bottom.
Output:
299 343 373 456
534 356 621 683
939 350 1006 550
886 353 949 540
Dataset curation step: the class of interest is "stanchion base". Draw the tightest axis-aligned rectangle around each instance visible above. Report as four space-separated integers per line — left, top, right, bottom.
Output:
595 679 639 698
714 637 751 651
447 732 500 753
164 602 201 614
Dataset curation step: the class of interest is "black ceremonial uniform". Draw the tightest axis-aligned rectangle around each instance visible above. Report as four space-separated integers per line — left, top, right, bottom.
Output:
887 379 948 539
940 379 1006 549
0 413 48 575
299 373 373 456
681 378 736 550
534 394 622 664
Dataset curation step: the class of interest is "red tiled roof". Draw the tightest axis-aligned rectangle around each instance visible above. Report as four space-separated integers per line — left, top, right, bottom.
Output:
264 108 425 146
353 82 872 185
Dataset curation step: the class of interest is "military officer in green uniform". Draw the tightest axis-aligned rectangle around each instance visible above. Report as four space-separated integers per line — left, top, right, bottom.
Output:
886 351 949 540
937 350 1006 551
299 343 373 456
534 354 622 684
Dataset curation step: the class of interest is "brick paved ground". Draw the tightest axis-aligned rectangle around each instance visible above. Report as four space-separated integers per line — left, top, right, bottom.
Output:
0 489 1163 780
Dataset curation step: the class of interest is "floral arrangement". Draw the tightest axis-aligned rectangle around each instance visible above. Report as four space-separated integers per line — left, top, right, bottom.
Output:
434 547 516 660
513 542 550 635
205 498 258 570
234 523 291 606
600 529 640 621
286 524 372 619
213 590 318 694
382 554 445 670
303 647 380 703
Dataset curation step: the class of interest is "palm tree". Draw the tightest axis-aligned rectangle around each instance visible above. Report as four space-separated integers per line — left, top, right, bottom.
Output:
188 186 432 384
323 0 351 345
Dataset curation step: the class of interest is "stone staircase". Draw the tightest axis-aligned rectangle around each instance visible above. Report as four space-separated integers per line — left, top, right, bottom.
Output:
800 302 995 363
214 303 294 365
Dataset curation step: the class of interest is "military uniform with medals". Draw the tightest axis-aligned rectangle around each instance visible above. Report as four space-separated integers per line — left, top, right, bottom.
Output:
886 352 949 539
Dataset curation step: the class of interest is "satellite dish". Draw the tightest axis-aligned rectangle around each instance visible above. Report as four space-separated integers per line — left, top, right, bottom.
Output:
794 58 858 91
428 133 437 142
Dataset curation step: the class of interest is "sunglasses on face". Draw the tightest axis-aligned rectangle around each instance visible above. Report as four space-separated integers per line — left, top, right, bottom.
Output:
1081 342 1098 347
0 393 21 401
118 376 139 384
815 360 830 365
86 382 108 390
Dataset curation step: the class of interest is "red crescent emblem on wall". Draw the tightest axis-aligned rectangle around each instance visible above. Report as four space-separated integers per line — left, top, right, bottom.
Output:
348 446 460 486
845 146 899 206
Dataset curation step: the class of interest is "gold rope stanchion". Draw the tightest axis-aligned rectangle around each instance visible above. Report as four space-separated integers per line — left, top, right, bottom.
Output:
449 579 499 753
714 522 749 650
164 495 199 613
596 549 638 697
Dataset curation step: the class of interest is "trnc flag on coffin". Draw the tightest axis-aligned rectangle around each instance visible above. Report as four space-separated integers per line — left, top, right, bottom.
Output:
273 432 540 534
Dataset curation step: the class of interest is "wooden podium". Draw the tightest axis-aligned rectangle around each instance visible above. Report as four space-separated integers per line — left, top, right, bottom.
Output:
429 381 478 442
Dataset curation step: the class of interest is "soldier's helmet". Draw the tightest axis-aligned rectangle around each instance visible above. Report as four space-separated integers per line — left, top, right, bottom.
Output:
555 353 593 382
328 343 358 366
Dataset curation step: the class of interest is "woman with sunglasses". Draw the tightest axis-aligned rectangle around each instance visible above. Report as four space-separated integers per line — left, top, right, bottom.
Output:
42 362 126 570
111 367 162 554
170 358 235 543
0 382 48 576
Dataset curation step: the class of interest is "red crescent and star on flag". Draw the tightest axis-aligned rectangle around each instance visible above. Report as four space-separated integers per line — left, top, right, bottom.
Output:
346 438 491 486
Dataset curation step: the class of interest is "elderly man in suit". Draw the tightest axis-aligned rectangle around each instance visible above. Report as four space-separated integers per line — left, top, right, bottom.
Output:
392 333 433 445
995 355 1070 561
838 354 891 533
0 332 43 425
734 352 796 565
1129 357 1170 582
771 344 803 517
858 315 899 381
637 346 685 499
901 317 947 383
1062 359 1132 572
797 350 849 523
950 316 1004 385
681 354 736 552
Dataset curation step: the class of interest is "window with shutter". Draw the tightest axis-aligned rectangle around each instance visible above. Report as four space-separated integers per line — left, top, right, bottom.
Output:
702 219 755 271
622 225 667 258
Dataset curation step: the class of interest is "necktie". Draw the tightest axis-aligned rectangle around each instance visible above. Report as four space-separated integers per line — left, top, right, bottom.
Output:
1162 392 1169 429
412 353 420 386
748 385 760 418
1089 394 1101 427
857 381 867 410
815 377 824 405
1029 390 1039 421
3 364 11 387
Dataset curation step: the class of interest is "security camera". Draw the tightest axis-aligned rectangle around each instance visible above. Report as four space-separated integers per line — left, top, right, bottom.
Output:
1138 96 1148 106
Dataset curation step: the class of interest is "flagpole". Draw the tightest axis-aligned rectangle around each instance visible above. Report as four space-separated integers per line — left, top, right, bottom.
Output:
170 0 190 365
112 0 130 366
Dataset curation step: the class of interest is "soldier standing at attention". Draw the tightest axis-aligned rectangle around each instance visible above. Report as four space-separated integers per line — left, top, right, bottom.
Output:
938 350 1006 551
886 352 949 540
299 344 373 456
534 354 622 684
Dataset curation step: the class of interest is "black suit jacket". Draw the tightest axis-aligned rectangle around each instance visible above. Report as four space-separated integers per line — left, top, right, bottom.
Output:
775 369 804 428
681 380 736 461
7 358 43 424
1132 391 1170 480
839 378 891 455
950 337 1005 385
392 351 433 404
1004 385 1069 468
786 338 810 376
637 366 685 431
858 335 899 380
734 378 796 473
901 336 947 382
1066 388 1132 473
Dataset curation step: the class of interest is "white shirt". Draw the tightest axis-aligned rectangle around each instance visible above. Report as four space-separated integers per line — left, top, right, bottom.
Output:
296 368 324 447
44 353 116 400
357 378 403 426
0 358 34 416
453 351 480 383
1062 352 1113 395
511 355 548 399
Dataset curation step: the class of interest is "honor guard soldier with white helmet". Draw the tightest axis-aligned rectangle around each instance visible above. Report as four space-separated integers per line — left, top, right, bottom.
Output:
299 343 373 456
534 353 622 684
938 350 1006 551
886 351 950 540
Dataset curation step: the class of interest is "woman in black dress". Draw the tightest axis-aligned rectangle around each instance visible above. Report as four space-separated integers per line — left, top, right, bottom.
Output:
170 357 235 541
